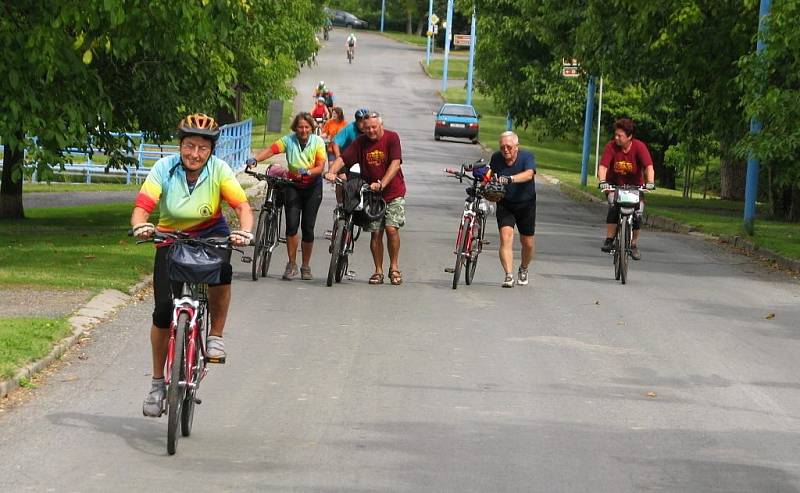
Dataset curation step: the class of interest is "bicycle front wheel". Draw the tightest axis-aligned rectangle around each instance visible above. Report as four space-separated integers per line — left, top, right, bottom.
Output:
181 315 203 437
327 218 345 287
465 217 482 285
252 208 269 281
167 312 188 455
620 219 631 285
335 225 350 283
452 217 471 289
261 210 279 278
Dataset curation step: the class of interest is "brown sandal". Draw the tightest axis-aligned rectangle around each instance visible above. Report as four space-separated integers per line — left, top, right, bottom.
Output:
389 269 403 285
368 272 384 285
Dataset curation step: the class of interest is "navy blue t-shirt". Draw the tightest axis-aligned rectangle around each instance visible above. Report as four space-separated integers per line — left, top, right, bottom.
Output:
489 149 536 203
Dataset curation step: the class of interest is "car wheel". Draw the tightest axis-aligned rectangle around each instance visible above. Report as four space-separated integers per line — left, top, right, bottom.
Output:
471 138 479 144
434 133 441 141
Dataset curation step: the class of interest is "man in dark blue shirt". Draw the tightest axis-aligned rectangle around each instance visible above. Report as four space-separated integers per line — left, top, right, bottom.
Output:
488 131 536 288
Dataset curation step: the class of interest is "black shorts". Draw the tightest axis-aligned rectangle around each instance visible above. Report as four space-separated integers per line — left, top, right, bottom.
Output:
152 244 232 329
496 198 536 236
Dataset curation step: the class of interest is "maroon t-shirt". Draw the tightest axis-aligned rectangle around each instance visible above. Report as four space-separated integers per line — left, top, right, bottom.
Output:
599 138 653 186
341 129 406 202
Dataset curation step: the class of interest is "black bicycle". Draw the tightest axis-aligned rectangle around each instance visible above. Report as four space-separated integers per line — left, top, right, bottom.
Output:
246 167 292 281
445 159 490 289
325 171 385 287
603 184 651 284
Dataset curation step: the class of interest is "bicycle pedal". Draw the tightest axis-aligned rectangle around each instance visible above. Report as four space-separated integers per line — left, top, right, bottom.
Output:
207 356 226 364
345 270 356 280
194 397 202 405
481 240 490 245
324 230 333 240
444 267 455 273
241 256 252 263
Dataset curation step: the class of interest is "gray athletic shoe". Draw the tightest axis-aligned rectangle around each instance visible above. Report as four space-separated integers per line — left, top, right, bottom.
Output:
502 273 515 288
142 378 166 417
517 267 529 286
300 265 313 280
282 261 298 280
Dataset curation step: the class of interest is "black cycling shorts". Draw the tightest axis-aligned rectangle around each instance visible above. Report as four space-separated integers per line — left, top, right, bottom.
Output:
283 182 323 243
496 198 536 236
152 245 232 329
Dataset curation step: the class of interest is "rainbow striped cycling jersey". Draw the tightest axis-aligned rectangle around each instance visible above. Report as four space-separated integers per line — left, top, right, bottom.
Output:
134 154 248 237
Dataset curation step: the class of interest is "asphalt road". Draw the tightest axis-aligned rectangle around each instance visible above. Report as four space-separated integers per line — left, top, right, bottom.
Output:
2 28 800 492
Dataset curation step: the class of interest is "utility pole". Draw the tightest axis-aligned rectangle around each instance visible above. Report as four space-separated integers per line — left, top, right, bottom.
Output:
380 0 386 32
743 0 772 234
440 0 454 94
465 6 477 106
425 0 434 66
580 76 596 187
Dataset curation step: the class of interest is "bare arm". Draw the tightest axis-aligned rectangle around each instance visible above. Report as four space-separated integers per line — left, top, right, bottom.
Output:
372 158 402 191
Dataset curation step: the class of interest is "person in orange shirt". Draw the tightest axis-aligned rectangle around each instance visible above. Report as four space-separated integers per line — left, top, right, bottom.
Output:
321 107 348 162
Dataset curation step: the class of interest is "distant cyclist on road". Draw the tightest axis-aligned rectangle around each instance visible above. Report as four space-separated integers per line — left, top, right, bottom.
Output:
314 81 335 109
247 112 327 281
346 32 357 61
310 96 331 122
598 117 655 261
321 107 348 162
131 113 254 417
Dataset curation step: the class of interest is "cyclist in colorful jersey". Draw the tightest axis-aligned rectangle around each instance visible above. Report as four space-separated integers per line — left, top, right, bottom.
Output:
321 107 348 162
310 97 331 122
331 108 370 159
314 81 335 108
598 117 655 261
130 113 253 417
246 112 327 280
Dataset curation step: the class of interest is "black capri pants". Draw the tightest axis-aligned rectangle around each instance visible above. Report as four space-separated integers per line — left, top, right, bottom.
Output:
152 244 232 329
496 198 537 236
605 193 645 230
283 182 323 243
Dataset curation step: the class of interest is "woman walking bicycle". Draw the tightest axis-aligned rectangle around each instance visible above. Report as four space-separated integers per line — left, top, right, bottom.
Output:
130 113 253 418
247 112 327 280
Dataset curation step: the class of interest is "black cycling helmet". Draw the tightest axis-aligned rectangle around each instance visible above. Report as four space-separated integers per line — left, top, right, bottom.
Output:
482 180 506 202
177 113 221 143
362 190 387 221
354 108 371 121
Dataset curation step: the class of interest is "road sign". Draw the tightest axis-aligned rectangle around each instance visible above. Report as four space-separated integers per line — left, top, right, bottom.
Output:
453 34 471 47
430 13 440 25
562 58 580 77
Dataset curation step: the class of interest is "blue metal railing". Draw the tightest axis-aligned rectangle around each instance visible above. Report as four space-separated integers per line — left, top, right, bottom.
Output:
0 119 252 184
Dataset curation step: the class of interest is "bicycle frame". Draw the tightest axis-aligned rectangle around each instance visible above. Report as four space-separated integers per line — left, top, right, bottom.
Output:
165 282 208 393
607 185 644 285
446 160 489 288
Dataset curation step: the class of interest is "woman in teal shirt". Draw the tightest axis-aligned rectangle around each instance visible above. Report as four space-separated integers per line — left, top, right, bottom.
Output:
247 113 327 280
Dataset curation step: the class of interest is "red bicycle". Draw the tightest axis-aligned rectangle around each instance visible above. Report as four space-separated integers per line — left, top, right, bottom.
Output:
135 231 246 454
445 159 491 289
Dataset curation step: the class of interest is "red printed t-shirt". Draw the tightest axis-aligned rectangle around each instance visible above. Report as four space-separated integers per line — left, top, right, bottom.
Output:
341 130 406 202
599 138 653 186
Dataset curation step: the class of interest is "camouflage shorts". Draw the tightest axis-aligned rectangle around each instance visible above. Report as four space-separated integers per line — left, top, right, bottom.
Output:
364 197 406 232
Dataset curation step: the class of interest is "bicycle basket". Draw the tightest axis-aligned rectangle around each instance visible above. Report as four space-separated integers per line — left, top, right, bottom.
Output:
168 241 225 284
615 189 640 207
483 181 506 202
342 176 365 215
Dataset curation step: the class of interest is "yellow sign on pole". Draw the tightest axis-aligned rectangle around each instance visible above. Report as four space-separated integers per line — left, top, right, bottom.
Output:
430 14 440 25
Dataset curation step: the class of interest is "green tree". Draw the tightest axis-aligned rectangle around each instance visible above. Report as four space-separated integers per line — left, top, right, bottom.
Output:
0 0 322 220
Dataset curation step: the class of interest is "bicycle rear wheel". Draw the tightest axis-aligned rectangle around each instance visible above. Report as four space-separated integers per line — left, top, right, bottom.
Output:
251 208 269 281
327 218 345 287
452 218 470 289
619 219 631 285
465 217 482 285
167 313 188 455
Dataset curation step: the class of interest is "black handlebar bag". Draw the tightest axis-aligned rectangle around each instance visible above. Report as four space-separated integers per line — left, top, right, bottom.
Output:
168 242 225 284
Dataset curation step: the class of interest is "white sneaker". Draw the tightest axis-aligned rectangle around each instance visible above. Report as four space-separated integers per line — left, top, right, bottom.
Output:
206 335 226 360
502 273 514 288
517 267 529 286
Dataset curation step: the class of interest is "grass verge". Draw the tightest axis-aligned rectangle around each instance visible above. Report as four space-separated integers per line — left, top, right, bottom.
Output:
0 203 156 290
380 31 429 47
0 317 71 379
424 56 469 79
442 88 800 261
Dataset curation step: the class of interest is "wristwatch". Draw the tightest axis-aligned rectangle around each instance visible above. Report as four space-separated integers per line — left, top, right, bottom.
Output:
507 175 513 183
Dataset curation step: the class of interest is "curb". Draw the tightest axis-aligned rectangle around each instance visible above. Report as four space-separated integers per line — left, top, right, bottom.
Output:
542 173 800 275
0 278 152 400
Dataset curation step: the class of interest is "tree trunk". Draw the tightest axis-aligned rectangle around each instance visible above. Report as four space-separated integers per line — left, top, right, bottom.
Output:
651 149 675 189
406 11 413 34
788 183 800 223
0 140 25 219
719 144 746 200
416 16 425 36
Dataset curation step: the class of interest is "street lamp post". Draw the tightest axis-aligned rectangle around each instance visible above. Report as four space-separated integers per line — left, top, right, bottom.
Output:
380 0 386 32
441 0 454 94
465 6 477 106
425 0 433 66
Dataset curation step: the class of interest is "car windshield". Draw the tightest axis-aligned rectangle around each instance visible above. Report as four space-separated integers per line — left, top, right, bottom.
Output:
440 105 475 117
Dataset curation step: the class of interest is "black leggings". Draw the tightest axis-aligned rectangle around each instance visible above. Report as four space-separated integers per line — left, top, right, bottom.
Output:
152 245 232 329
283 183 323 243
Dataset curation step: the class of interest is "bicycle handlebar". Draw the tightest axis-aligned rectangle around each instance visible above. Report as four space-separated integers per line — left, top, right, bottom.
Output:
128 230 251 250
244 167 295 186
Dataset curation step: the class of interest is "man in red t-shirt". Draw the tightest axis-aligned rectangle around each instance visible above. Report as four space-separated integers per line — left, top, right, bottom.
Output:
598 118 655 260
326 112 407 285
